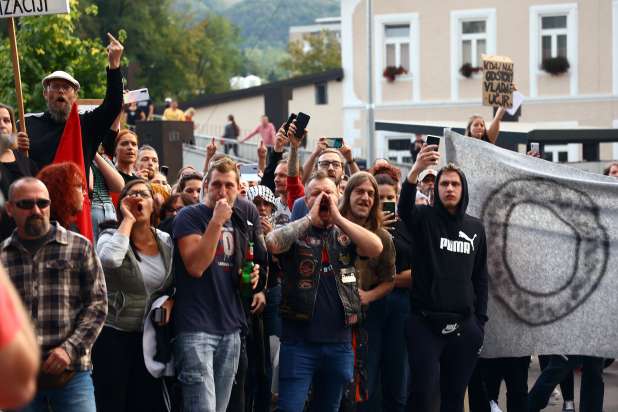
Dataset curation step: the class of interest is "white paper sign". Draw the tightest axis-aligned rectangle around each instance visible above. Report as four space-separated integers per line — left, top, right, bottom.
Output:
506 90 524 116
0 0 70 18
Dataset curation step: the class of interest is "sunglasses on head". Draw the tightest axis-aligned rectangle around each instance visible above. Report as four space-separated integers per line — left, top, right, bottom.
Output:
14 198 51 210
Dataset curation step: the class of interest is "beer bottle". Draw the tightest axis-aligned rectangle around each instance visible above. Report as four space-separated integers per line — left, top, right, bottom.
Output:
241 241 255 300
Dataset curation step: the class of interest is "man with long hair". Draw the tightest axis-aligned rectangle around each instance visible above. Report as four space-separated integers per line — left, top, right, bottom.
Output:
339 172 396 411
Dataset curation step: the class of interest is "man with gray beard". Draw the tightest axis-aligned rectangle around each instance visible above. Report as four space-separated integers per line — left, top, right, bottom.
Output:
0 177 107 412
23 33 124 174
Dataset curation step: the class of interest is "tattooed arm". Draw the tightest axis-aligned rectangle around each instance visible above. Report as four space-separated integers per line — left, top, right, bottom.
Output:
265 215 312 254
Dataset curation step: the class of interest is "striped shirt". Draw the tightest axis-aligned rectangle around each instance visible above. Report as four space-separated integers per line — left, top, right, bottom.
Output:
0 223 107 371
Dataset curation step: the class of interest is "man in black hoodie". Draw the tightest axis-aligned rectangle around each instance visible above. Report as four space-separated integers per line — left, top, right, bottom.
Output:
398 143 488 412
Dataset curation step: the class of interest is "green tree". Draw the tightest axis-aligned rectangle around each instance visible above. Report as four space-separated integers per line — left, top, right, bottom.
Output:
78 1 242 101
0 1 108 112
242 46 289 81
280 30 341 76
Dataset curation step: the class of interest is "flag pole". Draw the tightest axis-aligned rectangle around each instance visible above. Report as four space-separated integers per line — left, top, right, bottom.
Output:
7 17 28 154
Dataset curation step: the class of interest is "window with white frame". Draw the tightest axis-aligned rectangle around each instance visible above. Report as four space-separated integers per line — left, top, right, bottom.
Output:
384 24 410 70
461 20 487 67
540 15 568 61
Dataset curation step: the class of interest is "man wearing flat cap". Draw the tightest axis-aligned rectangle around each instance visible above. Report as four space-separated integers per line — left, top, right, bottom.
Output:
23 33 124 173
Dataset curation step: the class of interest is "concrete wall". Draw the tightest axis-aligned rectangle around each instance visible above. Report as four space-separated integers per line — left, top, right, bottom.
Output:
288 81 344 148
192 95 265 140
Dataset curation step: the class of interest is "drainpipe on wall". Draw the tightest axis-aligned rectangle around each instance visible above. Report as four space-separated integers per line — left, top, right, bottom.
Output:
366 0 375 166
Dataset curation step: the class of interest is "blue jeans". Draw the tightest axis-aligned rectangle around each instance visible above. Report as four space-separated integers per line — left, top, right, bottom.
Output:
91 202 117 241
174 331 241 412
278 341 354 412
18 371 96 412
359 288 410 412
528 355 604 412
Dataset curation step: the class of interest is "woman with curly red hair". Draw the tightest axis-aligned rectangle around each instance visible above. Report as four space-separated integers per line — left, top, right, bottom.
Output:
36 162 85 231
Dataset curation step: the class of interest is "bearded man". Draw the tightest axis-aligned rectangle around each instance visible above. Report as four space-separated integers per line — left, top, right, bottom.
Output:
23 33 124 174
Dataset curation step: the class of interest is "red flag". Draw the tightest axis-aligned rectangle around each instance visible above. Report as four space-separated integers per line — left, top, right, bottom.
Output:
53 103 93 242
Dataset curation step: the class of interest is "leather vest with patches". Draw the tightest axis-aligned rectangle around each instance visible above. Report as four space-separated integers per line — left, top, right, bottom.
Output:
279 225 362 325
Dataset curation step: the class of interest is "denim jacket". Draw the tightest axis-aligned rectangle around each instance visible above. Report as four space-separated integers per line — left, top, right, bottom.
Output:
277 224 362 325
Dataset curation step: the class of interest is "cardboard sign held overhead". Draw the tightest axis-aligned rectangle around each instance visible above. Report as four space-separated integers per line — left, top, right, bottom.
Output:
0 0 70 18
482 54 513 108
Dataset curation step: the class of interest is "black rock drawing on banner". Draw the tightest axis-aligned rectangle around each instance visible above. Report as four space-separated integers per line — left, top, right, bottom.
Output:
481 177 610 326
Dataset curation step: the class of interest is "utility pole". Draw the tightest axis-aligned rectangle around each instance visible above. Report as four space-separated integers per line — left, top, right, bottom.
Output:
366 0 375 166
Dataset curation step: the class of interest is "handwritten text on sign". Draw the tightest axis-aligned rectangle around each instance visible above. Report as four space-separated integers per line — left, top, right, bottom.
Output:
482 55 513 108
0 0 69 18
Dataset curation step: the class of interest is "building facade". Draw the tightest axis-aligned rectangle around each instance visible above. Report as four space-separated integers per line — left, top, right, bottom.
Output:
342 0 618 163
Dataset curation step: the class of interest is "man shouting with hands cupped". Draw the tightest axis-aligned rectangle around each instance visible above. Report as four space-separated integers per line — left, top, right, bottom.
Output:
266 170 383 412
172 158 268 412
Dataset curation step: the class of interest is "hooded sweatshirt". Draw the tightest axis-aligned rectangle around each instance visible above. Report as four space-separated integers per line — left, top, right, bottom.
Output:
398 167 488 324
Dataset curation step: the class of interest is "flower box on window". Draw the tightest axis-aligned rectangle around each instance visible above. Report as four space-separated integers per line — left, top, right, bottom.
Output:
459 63 482 78
382 65 408 82
541 56 570 76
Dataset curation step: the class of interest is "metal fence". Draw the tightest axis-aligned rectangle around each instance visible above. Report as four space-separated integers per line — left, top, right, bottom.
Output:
183 134 317 172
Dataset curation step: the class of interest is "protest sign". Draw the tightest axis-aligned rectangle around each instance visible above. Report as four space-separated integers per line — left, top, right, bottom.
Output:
1 0 70 139
482 54 513 108
444 129 618 358
0 0 69 18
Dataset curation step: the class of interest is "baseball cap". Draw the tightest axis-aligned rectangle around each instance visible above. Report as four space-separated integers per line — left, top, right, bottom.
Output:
418 168 437 183
247 185 277 208
42 71 80 90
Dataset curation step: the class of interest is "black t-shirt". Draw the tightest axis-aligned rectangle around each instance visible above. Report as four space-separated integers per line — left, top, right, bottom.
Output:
172 204 245 335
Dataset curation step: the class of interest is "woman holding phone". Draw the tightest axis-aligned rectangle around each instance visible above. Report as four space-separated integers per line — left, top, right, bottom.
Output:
92 179 174 412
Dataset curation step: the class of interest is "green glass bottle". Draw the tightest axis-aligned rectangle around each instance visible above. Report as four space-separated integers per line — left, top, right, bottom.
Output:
241 242 255 300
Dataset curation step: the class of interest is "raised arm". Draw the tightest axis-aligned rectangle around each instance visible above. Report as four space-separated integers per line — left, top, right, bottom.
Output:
301 137 327 184
285 123 305 208
94 153 124 192
398 144 439 227
257 140 267 174
203 138 217 174
261 133 285 193
486 107 506 144
339 142 359 175
83 33 124 141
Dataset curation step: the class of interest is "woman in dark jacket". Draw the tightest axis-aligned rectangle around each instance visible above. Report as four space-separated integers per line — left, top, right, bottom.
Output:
92 179 174 412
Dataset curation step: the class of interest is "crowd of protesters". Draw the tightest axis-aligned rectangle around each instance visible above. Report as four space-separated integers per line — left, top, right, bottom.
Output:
1 32 618 412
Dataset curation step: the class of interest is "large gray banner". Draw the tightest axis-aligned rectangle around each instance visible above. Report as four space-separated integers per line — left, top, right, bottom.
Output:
443 129 618 358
